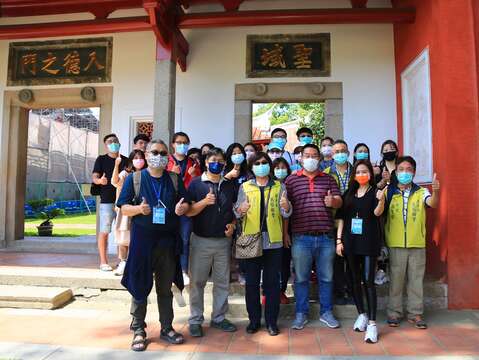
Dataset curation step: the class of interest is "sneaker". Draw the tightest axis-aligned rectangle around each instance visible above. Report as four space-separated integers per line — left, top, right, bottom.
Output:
210 319 237 332
280 292 290 304
374 269 386 285
183 272 190 286
291 313 308 330
114 260 126 276
365 323 378 343
353 313 369 332
99 264 113 272
238 273 246 285
320 311 340 329
189 324 203 337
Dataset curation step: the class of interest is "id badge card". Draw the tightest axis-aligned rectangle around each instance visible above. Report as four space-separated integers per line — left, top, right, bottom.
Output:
153 206 166 225
351 218 363 235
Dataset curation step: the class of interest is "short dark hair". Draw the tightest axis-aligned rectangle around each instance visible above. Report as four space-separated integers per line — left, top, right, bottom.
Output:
396 156 416 171
320 136 334 146
272 157 292 177
333 139 348 147
271 128 287 137
133 133 150 144
296 127 313 137
103 133 118 143
293 146 304 154
248 151 273 177
187 147 201 158
172 131 190 144
201 143 215 152
244 142 259 152
205 147 225 161
301 144 320 155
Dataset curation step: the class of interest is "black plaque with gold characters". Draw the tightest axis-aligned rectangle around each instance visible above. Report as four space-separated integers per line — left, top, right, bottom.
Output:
246 34 331 78
7 37 112 86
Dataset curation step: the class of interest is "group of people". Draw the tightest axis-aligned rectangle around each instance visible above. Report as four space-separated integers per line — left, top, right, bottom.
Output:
91 126 440 352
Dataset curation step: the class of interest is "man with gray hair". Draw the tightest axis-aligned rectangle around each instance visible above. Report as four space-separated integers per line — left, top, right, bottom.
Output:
117 138 191 351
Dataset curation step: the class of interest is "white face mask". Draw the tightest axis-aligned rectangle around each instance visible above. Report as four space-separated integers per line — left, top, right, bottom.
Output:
148 155 168 169
321 145 333 157
303 158 319 172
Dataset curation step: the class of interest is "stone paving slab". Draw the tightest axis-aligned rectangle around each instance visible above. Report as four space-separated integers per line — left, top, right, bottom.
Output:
0 285 72 309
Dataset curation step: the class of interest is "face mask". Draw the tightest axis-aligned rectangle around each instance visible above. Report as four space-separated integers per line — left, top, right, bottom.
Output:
176 143 189 155
355 152 369 161
231 153 245 165
252 164 270 177
333 153 349 165
274 168 288 180
245 150 255 160
107 143 120 153
397 171 414 185
300 136 313 146
383 150 397 161
269 152 282 161
271 137 287 150
132 159 145 170
208 162 225 175
355 174 370 185
303 158 319 172
294 153 302 162
321 145 333 157
149 155 168 169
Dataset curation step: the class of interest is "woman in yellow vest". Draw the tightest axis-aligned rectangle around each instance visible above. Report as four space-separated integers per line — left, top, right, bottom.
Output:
235 151 292 336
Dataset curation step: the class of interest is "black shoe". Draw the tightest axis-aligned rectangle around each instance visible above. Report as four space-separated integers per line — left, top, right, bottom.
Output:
267 324 280 336
160 328 184 345
335 296 347 305
210 318 237 332
189 324 203 337
246 322 260 334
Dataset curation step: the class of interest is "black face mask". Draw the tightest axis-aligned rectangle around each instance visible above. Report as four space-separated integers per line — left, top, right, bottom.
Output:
383 151 397 161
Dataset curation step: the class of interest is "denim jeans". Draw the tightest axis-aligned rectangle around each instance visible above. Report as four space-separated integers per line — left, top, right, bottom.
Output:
179 216 192 273
292 234 335 315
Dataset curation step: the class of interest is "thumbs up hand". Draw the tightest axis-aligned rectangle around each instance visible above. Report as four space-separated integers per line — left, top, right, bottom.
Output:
382 169 390 181
324 190 334 207
115 156 122 166
280 191 290 212
376 187 387 201
172 164 181 175
432 173 440 192
175 197 188 216
225 223 235 238
99 173 108 185
188 162 198 176
226 165 240 180
204 187 216 206
238 197 250 216
139 197 151 215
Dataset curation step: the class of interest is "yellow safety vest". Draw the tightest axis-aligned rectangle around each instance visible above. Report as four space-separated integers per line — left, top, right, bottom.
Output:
242 180 283 243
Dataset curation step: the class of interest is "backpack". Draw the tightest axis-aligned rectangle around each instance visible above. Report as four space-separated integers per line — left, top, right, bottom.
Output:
133 170 179 204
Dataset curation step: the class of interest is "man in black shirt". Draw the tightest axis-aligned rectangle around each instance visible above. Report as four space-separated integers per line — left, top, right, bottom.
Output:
92 133 128 271
186 148 238 337
133 133 150 152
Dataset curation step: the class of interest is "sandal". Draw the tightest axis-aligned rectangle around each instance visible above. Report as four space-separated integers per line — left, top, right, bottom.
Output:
408 315 428 329
387 316 401 327
131 332 147 352
160 328 185 345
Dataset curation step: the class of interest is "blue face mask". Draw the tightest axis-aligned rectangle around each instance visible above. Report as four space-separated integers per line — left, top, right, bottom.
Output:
252 164 270 177
208 162 225 175
355 152 369 160
176 143 189 155
397 171 414 185
107 142 120 153
274 168 288 180
300 136 313 146
333 152 349 165
231 153 245 165
271 137 287 150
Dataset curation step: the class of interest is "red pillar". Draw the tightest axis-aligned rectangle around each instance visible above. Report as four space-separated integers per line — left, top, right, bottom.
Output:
393 0 479 309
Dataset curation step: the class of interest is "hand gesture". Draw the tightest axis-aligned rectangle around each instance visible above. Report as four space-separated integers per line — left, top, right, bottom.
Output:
139 197 151 216
115 156 122 166
226 164 240 179
172 164 181 175
376 187 387 201
238 197 250 216
99 173 108 185
432 173 440 192
336 242 344 257
204 187 216 206
283 233 292 248
373 164 381 176
324 190 334 207
188 163 198 176
175 197 188 216
225 223 235 237
382 169 390 181
280 191 290 212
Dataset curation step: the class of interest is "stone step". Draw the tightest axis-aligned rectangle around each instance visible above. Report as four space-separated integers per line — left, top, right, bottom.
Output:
0 285 73 310
7 237 98 255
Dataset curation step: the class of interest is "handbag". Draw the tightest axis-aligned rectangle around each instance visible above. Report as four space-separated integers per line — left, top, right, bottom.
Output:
235 186 272 259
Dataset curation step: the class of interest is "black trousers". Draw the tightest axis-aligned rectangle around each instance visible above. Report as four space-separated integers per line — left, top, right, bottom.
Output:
333 254 353 298
281 247 291 293
241 248 282 327
346 254 377 321
130 246 177 333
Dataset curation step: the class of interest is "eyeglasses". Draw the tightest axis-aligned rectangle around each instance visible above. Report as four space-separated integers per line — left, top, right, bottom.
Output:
150 150 168 156
105 139 119 144
175 141 189 145
272 135 287 139
254 161 269 166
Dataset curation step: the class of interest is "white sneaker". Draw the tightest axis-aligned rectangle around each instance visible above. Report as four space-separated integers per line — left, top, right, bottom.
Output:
353 313 369 332
374 269 386 285
365 323 378 343
114 260 126 276
183 272 190 286
99 264 113 272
